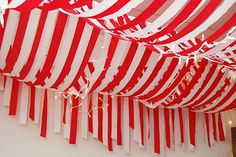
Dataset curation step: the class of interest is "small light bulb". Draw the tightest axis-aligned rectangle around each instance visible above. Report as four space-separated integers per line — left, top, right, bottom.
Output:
228 120 233 125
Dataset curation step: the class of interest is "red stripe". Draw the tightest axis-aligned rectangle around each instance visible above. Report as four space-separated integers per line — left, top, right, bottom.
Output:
63 95 67 124
69 96 79 144
107 95 113 151
205 113 211 147
218 113 225 141
40 90 48 138
153 108 160 154
117 97 122 145
15 0 43 11
164 108 171 148
98 94 103 142
139 102 144 146
9 79 20 115
88 95 93 133
29 86 36 121
189 111 196 146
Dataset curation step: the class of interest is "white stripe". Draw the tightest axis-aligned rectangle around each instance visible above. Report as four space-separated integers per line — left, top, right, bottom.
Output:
102 95 108 146
0 10 19 69
81 95 89 139
34 88 42 124
19 83 29 125
133 100 141 144
2 76 12 106
0 73 4 90
123 97 130 153
54 92 63 133
111 96 117 140
8 0 25 8
149 109 154 149
174 109 181 145
159 108 166 157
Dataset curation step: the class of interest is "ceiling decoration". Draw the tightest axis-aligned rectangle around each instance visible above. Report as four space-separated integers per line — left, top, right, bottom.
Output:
0 0 235 156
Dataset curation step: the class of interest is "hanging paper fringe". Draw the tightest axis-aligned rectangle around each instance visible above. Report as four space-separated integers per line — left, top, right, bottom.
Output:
0 76 228 156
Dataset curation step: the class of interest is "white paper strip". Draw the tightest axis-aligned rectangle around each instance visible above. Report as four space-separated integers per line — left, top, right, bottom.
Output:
34 88 42 124
102 95 108 146
19 83 29 125
0 73 4 90
81 95 89 139
63 96 71 139
110 95 117 140
123 97 130 153
2 76 12 106
54 92 63 133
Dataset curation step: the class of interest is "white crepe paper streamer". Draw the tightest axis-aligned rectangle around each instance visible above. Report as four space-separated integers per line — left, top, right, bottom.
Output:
111 95 117 140
102 95 108 146
8 0 25 8
149 109 154 149
92 93 98 138
159 108 166 157
123 97 130 153
81 95 89 139
58 23 93 91
174 109 181 145
101 0 143 20
111 45 146 94
208 113 215 146
133 99 141 145
19 83 29 125
23 10 58 82
2 76 12 106
10 9 41 77
0 10 19 69
34 87 42 124
0 73 4 90
44 15 78 88
54 92 63 133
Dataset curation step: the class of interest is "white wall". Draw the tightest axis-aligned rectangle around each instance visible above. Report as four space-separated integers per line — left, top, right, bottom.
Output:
0 91 233 157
